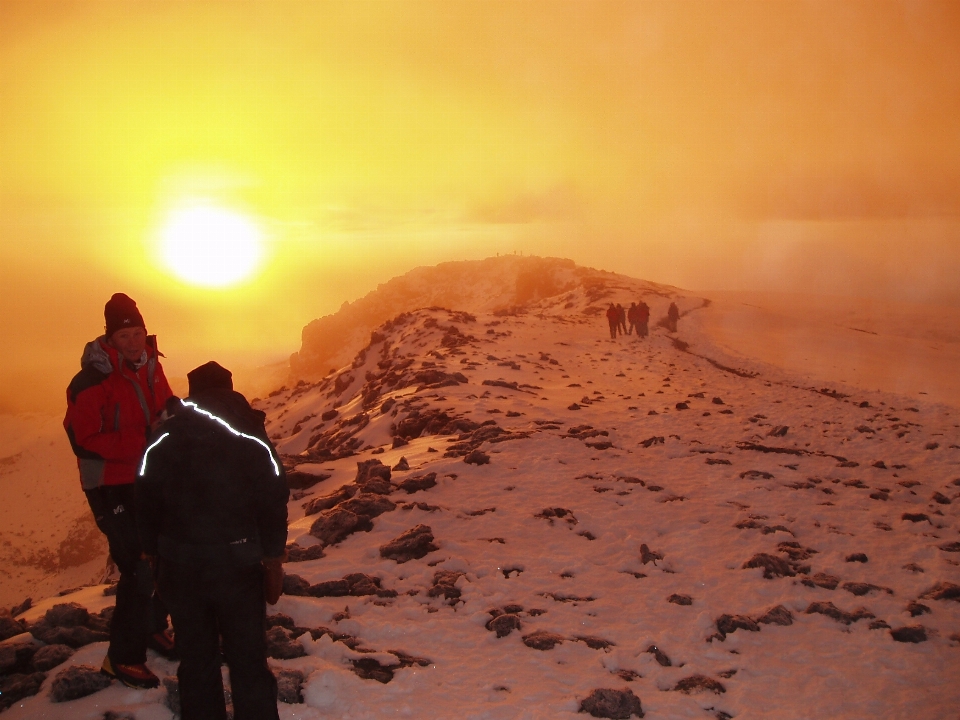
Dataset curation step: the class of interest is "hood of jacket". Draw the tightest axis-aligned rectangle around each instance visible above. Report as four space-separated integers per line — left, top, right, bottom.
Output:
80 335 161 375
183 388 268 439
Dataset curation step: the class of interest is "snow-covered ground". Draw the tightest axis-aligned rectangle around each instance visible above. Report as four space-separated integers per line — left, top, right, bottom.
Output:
2 267 959 719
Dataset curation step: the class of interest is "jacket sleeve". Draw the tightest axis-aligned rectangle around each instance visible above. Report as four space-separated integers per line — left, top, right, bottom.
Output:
135 429 173 557
68 383 148 463
251 442 289 559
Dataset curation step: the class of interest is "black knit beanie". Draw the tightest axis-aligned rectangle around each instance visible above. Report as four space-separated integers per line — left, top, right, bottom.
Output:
104 293 146 338
187 361 234 396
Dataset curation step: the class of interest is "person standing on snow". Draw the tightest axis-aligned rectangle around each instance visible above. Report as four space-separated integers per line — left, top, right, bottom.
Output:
605 303 619 339
636 300 650 339
63 293 176 689
666 301 680 333
137 361 288 720
616 303 627 336
626 302 639 335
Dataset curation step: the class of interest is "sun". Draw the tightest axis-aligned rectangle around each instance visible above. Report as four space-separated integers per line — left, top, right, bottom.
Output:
159 204 264 287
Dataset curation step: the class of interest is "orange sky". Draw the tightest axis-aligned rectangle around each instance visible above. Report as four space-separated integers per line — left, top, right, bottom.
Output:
1 0 959 412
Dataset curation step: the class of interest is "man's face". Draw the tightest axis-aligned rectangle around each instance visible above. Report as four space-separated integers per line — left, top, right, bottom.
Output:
108 326 147 362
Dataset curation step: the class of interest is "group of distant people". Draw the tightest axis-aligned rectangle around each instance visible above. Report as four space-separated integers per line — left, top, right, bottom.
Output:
64 293 288 720
604 300 679 339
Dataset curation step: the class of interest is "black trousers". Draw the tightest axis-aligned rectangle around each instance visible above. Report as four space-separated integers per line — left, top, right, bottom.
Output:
86 485 168 665
158 559 279 720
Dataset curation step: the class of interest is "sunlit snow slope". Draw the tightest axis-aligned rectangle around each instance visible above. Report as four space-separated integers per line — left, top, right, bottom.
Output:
4 265 958 720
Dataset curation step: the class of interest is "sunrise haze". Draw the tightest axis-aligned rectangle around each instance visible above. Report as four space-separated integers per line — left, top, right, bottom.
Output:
2 0 960 413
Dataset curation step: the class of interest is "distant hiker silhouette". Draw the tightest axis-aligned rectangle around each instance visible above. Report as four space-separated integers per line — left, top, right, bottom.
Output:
616 304 627 336
636 301 650 338
606 303 619 339
626 302 638 335
665 302 680 333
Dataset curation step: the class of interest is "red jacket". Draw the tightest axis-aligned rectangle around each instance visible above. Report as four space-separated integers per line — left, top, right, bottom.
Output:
64 336 173 489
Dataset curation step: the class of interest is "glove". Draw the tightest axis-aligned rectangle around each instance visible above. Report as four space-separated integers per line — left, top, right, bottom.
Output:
262 556 285 605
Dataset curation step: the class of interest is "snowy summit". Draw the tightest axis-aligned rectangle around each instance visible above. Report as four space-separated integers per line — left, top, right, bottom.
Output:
2 256 959 719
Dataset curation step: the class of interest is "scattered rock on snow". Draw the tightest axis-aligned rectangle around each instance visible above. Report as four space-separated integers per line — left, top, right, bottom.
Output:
890 626 927 643
379 525 439 563
645 645 671 666
756 605 793 626
578 687 644 719
265 626 307 659
674 675 726 695
805 602 874 625
274 667 305 703
742 553 796 579
49 664 112 702
918 581 960 602
29 644 74 671
667 594 692 606
522 630 565 650
0 672 46 712
715 614 759 637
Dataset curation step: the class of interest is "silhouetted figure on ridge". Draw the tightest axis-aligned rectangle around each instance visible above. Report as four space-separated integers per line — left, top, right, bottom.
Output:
626 302 639 335
665 301 680 333
636 301 650 338
606 303 619 340
616 304 627 336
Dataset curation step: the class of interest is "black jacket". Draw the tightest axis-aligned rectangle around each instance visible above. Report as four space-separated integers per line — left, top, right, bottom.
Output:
136 389 288 566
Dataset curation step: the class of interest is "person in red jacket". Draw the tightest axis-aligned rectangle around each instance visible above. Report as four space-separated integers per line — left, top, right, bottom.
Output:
64 293 176 689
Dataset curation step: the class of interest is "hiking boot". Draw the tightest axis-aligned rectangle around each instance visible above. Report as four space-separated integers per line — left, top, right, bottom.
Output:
147 629 178 660
101 655 160 689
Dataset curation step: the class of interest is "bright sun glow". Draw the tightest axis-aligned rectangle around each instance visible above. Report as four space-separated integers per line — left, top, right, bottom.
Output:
159 204 263 287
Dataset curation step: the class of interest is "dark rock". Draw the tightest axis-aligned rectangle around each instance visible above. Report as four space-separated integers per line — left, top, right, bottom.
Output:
890 626 927 643
355 458 391 485
486 614 522 638
9 598 32 618
805 602 874 625
522 630 565 650
309 508 371 546
302 485 358 516
275 667 305 704
645 645 671 667
308 579 351 597
265 626 307 660
639 545 662 565
30 644 74 671
578 687 644 719
757 605 793 626
351 657 395 684
50 664 112 702
428 570 465 603
932 491 951 505
712 397 724 404
285 470 330 491
801 573 840 590
667 594 692 606
906 601 931 617
0 612 24 642
321 409 339 421
869 620 891 630
640 436 664 448
716 614 759 637
392 457 410 472
842 582 892 597
397 472 438 494
575 636 615 650
845 553 869 563
338 493 397 519
42 603 89 628
767 425 789 437
742 553 796 579
674 675 726 695
940 542 960 553
675 402 689 410
30 623 108 649
901 513 930 523
464 450 490 465
0 672 46 712
379 525 438 563
919 581 960 601
285 543 326 562
392 436 408 448
282 573 311 596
